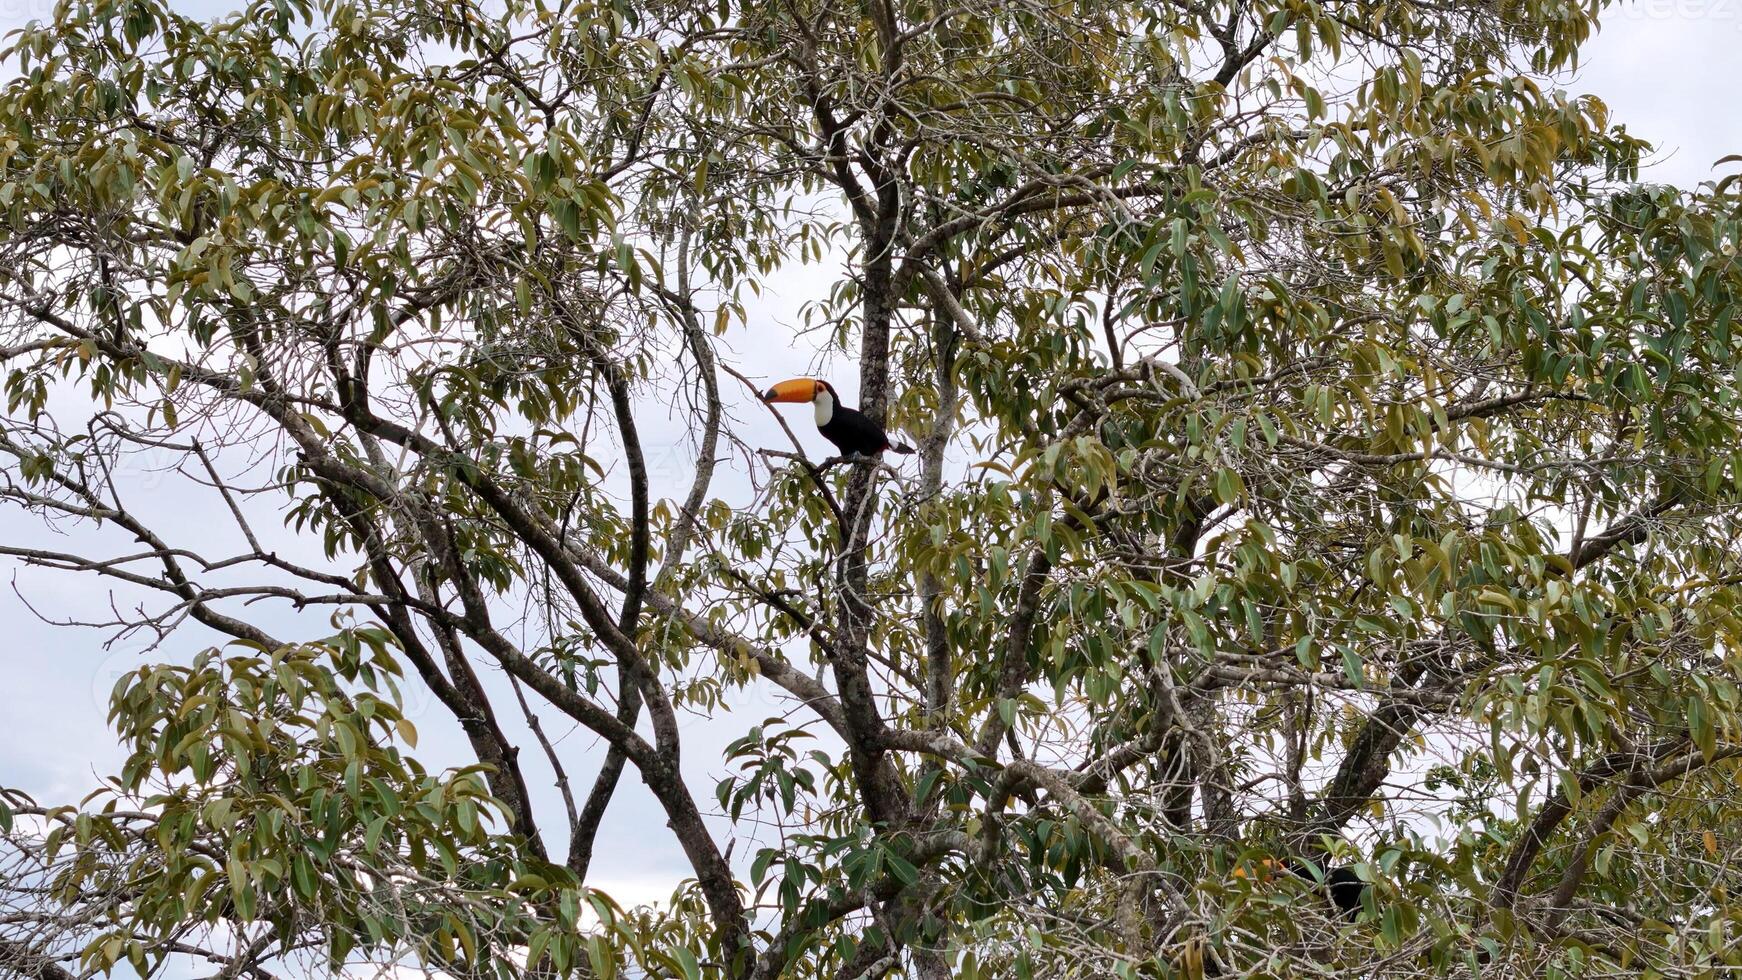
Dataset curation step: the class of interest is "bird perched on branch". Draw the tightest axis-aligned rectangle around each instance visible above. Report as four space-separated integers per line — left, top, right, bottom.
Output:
1233 858 1370 919
762 378 915 458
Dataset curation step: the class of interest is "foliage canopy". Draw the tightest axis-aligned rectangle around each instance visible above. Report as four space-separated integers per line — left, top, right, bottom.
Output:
3 0 1742 977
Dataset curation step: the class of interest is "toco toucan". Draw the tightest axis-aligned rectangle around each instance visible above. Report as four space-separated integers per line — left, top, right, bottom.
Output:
762 378 915 458
1233 858 1370 919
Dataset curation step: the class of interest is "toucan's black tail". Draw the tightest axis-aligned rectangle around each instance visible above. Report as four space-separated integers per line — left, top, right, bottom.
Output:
887 441 916 455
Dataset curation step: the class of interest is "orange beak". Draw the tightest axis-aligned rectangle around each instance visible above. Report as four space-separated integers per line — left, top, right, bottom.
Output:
762 378 823 403
1232 859 1287 882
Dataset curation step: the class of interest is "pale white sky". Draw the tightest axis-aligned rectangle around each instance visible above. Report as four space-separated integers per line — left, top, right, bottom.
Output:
0 5 1738 976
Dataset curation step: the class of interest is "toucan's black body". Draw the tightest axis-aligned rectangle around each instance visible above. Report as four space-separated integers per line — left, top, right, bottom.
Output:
1237 858 1372 920
819 403 911 457
1319 865 1368 918
762 378 915 458
1287 862 1368 919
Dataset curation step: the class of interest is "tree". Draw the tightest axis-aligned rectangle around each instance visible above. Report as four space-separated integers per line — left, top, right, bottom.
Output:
2 0 1741 975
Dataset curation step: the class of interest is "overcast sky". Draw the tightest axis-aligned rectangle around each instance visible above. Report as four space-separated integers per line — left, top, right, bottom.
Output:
1 4 1739 976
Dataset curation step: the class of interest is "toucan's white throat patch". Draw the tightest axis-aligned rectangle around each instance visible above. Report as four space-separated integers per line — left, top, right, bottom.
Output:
813 388 834 426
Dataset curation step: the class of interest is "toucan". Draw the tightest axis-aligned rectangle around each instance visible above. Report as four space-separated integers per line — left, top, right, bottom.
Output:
762 378 915 458
1232 858 1370 919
